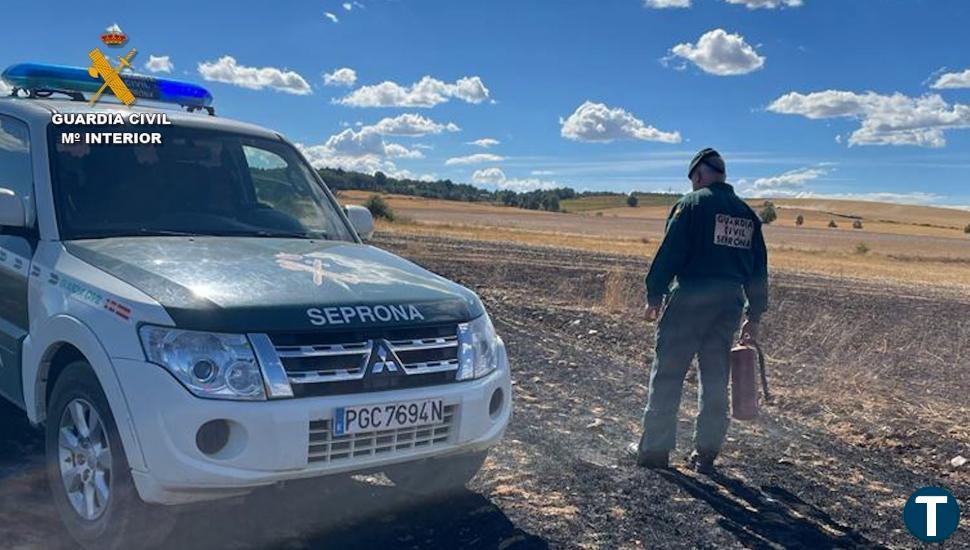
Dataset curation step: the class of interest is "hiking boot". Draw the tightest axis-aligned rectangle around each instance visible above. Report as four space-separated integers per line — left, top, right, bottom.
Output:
626 442 669 469
688 450 717 475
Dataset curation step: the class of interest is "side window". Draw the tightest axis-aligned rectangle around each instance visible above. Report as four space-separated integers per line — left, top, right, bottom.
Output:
0 115 33 228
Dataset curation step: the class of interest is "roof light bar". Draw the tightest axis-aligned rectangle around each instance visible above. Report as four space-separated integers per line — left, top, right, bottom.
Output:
1 63 213 108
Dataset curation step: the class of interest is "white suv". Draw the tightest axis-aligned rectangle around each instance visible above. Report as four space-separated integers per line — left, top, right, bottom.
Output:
0 64 511 549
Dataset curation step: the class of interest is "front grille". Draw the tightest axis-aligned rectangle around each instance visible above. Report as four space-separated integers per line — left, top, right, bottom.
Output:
270 324 461 397
308 404 457 464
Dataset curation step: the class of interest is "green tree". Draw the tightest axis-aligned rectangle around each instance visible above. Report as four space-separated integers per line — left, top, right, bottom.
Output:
760 204 778 225
795 214 805 226
852 219 864 230
363 194 395 221
627 193 639 207
964 223 970 234
828 219 838 228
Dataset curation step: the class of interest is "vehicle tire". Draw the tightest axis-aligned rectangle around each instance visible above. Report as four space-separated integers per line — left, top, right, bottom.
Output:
385 451 488 496
45 360 175 550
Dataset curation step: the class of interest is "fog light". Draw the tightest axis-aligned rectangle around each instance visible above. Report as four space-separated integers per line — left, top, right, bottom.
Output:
196 419 230 456
489 388 504 418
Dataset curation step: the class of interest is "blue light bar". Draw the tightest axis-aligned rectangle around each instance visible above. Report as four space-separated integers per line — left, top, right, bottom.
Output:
1 63 213 108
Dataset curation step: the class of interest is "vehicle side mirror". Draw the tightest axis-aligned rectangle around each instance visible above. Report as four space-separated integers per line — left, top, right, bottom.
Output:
0 188 26 228
344 204 375 241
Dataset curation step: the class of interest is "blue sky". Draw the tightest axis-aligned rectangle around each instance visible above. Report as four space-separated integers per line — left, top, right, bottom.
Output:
5 0 970 208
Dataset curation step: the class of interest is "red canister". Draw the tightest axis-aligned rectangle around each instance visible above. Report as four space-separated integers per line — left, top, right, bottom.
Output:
730 344 760 420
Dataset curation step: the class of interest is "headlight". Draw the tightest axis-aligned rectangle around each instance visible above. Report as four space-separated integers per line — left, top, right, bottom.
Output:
139 326 266 401
457 313 504 381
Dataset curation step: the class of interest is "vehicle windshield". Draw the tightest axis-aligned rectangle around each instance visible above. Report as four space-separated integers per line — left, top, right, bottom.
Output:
47 123 355 241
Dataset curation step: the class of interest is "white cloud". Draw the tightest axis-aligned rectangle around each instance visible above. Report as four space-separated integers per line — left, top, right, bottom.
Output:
384 143 424 159
144 55 173 74
468 138 500 148
336 75 490 107
324 127 421 158
748 189 945 206
531 170 555 176
736 168 949 206
560 101 681 143
323 67 357 87
325 12 339 23
768 90 970 147
298 149 427 180
0 78 12 97
644 0 691 7
931 69 970 90
724 0 802 8
472 167 559 192
324 127 385 157
471 167 507 185
342 2 353 10
298 143 395 175
742 167 828 192
445 153 506 166
296 115 432 176
368 113 460 136
668 29 765 76
197 56 312 95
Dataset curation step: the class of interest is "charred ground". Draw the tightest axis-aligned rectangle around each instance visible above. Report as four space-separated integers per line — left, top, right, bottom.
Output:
1 233 967 549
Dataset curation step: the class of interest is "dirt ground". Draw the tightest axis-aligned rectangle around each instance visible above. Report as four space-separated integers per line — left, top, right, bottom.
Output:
1 232 968 549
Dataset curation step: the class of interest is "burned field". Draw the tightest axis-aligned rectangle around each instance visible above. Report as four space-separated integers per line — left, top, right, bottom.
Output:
1 232 967 549
382 233 970 548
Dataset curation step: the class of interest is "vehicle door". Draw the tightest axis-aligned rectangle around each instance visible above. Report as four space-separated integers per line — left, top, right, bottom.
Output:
0 114 36 407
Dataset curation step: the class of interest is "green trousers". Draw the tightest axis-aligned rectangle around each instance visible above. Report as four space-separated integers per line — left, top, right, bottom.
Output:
640 282 745 454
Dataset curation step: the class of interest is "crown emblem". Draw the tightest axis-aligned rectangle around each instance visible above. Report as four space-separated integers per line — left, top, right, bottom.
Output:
100 24 127 47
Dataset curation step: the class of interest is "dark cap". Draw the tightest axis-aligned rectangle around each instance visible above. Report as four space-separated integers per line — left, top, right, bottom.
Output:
688 148 725 178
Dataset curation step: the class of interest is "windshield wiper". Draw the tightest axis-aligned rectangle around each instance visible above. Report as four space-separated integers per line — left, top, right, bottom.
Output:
70 228 209 239
134 228 211 237
71 228 328 239
211 229 326 239
251 230 321 239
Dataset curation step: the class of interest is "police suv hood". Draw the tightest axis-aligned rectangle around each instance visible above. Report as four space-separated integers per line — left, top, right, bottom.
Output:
64 237 484 332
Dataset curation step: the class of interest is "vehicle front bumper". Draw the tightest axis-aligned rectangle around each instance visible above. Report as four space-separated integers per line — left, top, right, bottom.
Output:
113 359 512 505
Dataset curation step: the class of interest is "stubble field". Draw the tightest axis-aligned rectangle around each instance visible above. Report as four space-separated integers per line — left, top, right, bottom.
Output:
1 193 968 548
340 190 970 289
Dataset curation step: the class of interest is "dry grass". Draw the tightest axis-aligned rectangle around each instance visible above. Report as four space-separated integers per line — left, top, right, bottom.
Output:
601 269 641 313
341 190 970 290
375 219 970 290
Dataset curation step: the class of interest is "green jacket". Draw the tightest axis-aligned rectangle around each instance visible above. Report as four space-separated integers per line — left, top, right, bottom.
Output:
645 182 768 321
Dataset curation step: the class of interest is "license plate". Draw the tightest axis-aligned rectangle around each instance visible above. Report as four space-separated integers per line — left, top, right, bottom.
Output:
333 399 444 436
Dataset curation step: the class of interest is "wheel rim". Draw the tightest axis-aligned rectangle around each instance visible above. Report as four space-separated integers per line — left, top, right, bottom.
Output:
57 398 112 521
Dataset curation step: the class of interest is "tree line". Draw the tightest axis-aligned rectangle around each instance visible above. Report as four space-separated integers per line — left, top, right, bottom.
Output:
318 168 577 212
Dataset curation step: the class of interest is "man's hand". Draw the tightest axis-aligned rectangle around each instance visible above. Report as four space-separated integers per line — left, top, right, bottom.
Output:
645 304 662 323
740 319 760 343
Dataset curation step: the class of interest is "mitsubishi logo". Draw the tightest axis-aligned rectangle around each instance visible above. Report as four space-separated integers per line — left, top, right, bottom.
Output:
370 341 400 374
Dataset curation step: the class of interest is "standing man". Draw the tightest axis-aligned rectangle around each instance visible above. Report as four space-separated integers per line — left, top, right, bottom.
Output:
629 148 768 474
